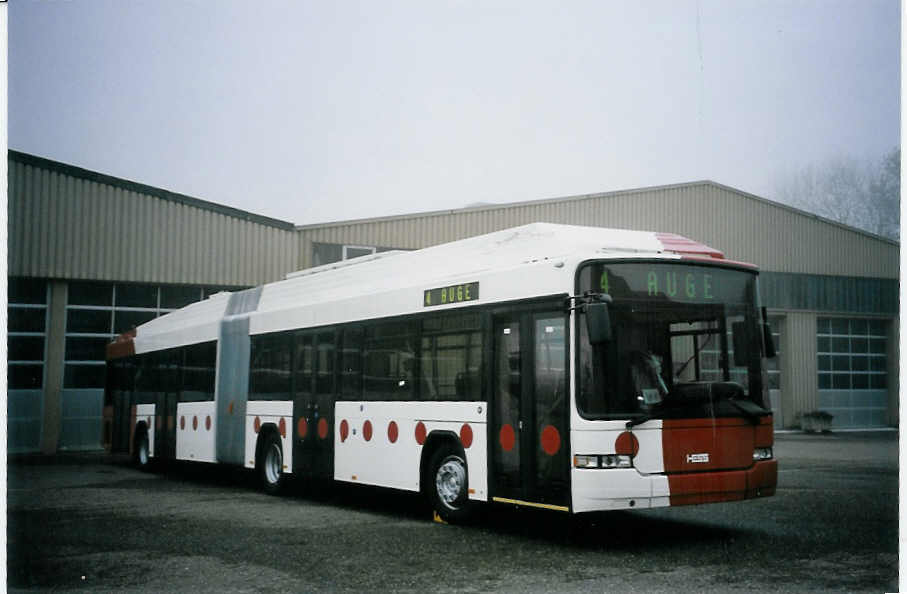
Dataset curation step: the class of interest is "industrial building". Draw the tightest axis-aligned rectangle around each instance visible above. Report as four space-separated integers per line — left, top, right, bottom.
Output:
8 150 899 453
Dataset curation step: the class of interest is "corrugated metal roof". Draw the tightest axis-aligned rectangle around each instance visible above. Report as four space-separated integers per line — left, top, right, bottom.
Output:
8 150 296 231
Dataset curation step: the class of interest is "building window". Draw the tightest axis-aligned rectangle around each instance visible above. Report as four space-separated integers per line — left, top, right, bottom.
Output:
343 245 377 260
312 242 408 267
8 278 48 389
816 317 888 428
816 318 887 391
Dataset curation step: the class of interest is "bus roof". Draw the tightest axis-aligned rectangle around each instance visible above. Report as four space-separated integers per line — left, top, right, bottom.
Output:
109 223 740 358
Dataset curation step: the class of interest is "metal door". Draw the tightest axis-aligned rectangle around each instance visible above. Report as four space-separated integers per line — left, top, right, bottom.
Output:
293 330 336 478
491 309 570 508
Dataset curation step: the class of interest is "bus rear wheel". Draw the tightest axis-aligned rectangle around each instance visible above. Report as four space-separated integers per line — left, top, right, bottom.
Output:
257 431 286 495
133 428 151 471
428 445 472 523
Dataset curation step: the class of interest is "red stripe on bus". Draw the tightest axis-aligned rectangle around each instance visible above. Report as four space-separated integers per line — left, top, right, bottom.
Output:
614 431 639 457
667 461 777 506
655 232 725 259
540 425 561 456
318 418 329 440
499 424 516 452
339 419 349 442
460 423 473 448
755 417 774 448
105 331 136 360
415 422 427 445
387 421 399 443
661 419 752 473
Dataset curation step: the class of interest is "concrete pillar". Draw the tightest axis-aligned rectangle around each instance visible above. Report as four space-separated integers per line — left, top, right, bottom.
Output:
779 311 818 429
41 280 67 454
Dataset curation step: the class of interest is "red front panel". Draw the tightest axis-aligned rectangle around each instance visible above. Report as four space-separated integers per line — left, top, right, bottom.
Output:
660 416 777 506
661 417 755 473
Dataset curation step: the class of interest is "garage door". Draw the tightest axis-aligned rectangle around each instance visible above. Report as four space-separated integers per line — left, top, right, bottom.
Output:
817 318 888 429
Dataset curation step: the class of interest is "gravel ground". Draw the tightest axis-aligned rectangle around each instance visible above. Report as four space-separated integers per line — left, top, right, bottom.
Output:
7 431 898 592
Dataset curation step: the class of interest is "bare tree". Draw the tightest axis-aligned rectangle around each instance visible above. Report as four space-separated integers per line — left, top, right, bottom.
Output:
773 148 900 241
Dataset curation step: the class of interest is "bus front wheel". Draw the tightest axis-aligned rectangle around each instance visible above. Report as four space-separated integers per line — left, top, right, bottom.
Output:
428 445 472 523
257 431 286 495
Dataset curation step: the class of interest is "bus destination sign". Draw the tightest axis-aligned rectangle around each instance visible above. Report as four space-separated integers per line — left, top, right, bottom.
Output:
424 282 479 307
598 264 752 305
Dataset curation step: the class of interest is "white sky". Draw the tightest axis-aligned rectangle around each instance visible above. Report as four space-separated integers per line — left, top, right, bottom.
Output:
9 0 901 225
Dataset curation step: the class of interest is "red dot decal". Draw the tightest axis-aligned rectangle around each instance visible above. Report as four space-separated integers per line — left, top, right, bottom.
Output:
279 418 287 438
615 431 640 457
499 423 516 452
540 425 561 456
192 416 198 431
318 418 329 440
298 417 308 439
254 416 261 433
415 422 427 445
205 416 212 431
340 419 349 442
387 421 399 443
363 420 373 442
180 416 185 431
460 423 473 449
228 401 234 415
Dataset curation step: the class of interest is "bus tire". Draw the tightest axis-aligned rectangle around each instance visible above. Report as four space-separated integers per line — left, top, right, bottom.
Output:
428 445 472 523
257 431 286 495
133 426 151 471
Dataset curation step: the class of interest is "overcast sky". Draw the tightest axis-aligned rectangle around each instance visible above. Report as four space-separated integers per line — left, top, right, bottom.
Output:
9 1 900 225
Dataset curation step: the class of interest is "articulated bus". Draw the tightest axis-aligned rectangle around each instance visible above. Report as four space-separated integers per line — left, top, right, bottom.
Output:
106 223 777 521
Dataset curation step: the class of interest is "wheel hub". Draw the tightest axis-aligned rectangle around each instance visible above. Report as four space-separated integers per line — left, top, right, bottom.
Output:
436 458 466 509
265 443 282 484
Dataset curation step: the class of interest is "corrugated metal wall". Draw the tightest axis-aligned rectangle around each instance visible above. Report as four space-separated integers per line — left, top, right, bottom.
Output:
780 312 818 425
9 159 300 286
297 183 898 279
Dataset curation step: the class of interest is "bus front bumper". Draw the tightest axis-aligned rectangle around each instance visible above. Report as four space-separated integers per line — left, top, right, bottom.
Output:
571 459 778 513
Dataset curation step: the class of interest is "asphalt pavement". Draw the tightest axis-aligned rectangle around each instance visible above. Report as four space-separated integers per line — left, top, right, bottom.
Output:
7 431 899 592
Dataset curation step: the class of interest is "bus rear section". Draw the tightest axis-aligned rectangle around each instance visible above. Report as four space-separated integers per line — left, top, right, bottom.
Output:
571 259 778 513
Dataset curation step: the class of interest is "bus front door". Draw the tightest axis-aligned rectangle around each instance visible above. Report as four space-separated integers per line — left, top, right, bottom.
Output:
491 310 570 510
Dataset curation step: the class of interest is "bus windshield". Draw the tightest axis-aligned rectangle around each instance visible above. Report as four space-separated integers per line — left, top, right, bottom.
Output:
577 261 769 419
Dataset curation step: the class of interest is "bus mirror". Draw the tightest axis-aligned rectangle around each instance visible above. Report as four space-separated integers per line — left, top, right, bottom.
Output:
732 321 748 366
585 301 612 344
763 323 777 358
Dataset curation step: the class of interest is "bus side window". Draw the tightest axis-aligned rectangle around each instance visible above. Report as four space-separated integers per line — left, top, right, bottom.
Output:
340 326 363 399
249 333 292 401
363 321 416 401
182 341 216 402
421 313 482 402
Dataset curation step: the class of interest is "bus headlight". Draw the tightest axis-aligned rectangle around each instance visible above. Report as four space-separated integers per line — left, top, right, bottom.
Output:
574 454 633 469
753 447 773 461
574 455 599 468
